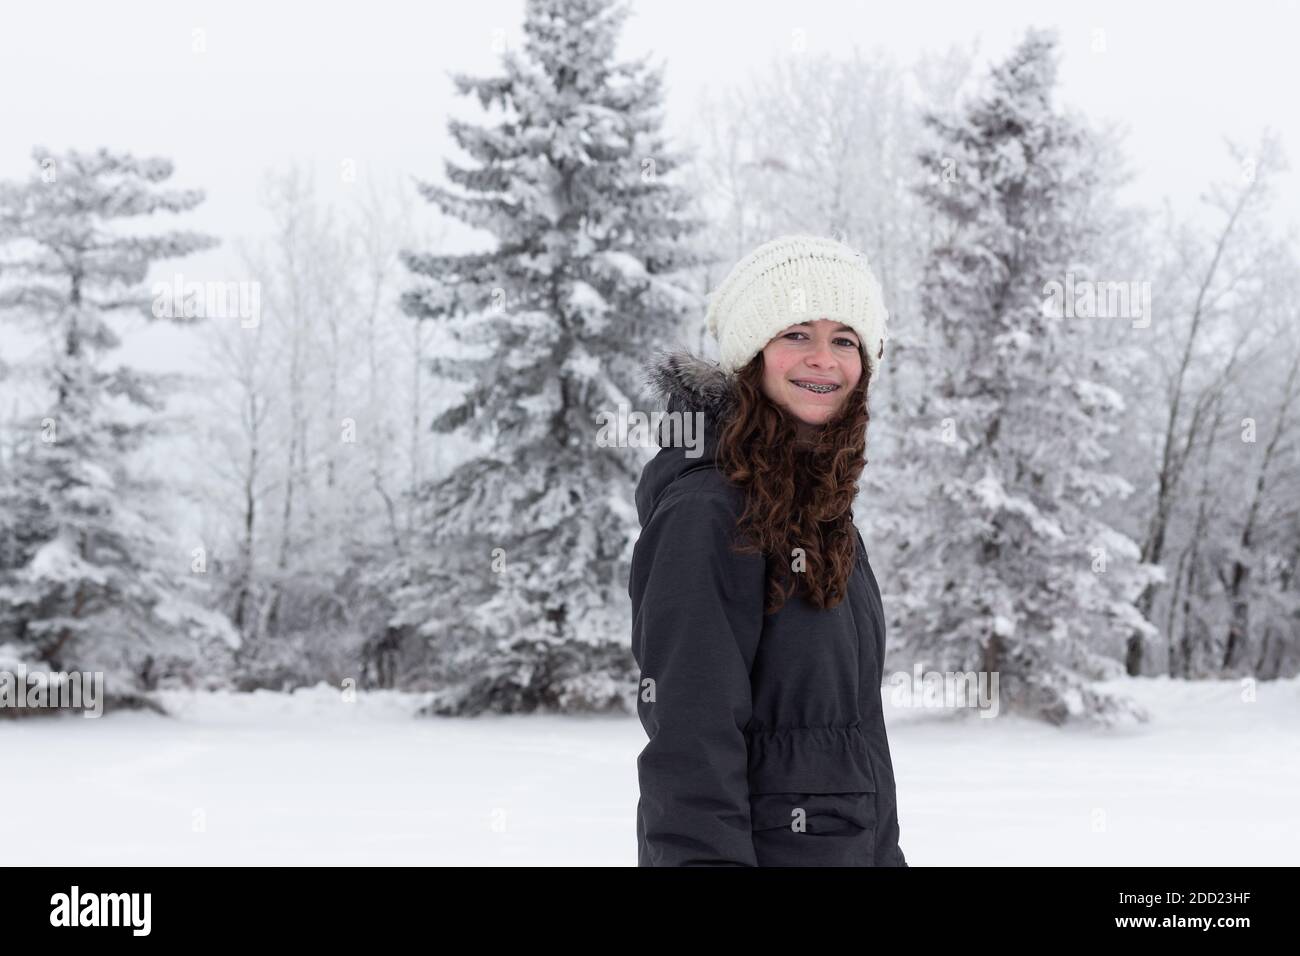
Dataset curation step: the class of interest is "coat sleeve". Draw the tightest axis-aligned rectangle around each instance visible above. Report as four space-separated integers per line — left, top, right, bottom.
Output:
630 490 767 866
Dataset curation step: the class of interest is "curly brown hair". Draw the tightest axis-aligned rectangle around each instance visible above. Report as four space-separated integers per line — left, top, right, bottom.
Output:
716 347 872 615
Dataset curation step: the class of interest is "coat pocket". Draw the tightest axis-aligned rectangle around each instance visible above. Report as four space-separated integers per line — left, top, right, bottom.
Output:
749 791 878 866
746 724 879 866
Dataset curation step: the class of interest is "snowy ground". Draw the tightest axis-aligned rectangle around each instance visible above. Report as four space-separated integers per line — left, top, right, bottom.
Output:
1 676 1296 865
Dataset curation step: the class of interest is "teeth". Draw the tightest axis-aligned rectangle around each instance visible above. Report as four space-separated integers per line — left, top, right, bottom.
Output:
794 381 838 393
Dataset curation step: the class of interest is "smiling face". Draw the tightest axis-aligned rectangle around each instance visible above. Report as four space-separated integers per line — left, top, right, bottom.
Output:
759 318 863 433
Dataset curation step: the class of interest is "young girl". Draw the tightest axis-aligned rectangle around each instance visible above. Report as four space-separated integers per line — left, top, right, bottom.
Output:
630 234 907 867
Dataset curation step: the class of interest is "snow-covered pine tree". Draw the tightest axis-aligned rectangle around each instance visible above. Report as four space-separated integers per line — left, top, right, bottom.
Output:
394 0 703 714
905 30 1161 725
0 147 238 713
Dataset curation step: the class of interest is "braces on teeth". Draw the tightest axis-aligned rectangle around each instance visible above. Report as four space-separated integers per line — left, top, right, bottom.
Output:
794 381 838 393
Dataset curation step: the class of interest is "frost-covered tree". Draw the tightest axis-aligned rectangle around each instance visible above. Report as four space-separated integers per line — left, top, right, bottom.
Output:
394 0 703 714
0 147 236 711
1127 135 1290 676
903 31 1161 724
195 168 450 690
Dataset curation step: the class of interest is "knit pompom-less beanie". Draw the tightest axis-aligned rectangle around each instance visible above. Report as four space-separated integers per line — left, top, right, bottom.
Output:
704 233 890 381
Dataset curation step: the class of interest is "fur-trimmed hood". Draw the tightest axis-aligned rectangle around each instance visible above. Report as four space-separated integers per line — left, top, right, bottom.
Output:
639 347 737 424
633 348 738 529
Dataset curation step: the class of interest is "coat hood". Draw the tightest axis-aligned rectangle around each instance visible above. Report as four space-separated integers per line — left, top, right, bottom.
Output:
633 348 738 528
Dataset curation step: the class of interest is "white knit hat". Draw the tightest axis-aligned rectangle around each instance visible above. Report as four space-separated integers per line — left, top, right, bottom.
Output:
705 233 890 381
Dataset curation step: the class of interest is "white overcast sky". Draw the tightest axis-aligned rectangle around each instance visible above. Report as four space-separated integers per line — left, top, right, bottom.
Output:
2 0 1297 277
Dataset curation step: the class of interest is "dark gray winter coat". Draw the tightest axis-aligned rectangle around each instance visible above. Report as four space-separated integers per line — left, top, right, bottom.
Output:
630 349 907 867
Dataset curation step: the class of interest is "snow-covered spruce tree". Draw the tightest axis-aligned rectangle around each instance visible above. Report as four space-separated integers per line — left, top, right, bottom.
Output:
0 147 238 713
394 0 703 714
905 31 1160 725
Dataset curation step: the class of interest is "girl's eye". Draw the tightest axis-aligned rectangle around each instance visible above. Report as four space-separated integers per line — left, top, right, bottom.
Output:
782 331 858 348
